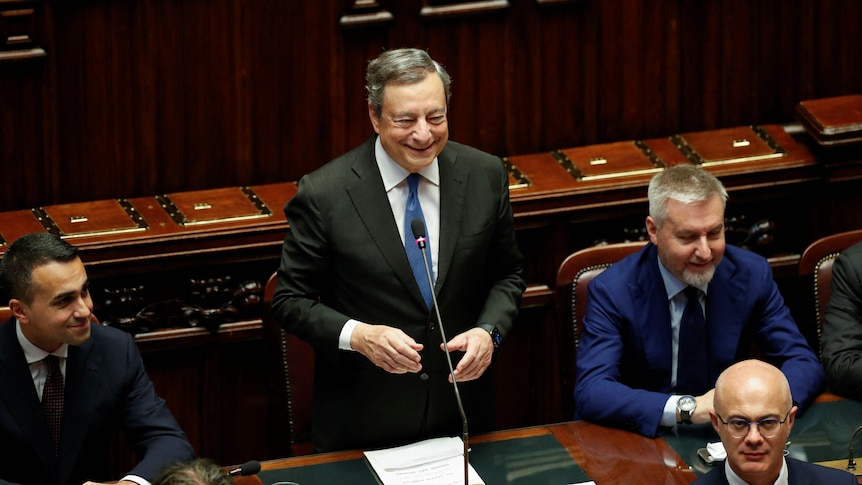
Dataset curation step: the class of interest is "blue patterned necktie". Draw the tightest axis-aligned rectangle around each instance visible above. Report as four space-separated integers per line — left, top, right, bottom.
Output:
677 286 709 394
42 354 64 458
404 173 433 309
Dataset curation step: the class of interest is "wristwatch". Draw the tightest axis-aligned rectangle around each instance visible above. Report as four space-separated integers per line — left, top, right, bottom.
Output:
677 395 697 424
478 324 503 350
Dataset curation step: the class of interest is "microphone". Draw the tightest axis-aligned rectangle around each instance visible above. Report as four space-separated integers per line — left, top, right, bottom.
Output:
411 218 470 485
848 425 862 471
227 460 261 477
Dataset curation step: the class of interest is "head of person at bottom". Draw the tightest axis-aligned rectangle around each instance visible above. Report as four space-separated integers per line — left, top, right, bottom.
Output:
646 164 729 288
0 232 93 352
711 359 794 485
152 458 233 485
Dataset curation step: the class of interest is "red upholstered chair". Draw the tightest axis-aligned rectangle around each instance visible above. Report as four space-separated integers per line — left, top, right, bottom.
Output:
263 272 315 457
798 229 862 360
555 241 647 418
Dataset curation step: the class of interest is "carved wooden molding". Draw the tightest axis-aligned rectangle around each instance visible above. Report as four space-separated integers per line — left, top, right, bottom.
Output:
0 1 46 63
340 0 394 28
420 0 510 19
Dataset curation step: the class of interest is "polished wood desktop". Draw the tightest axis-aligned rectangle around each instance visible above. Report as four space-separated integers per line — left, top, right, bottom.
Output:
233 421 696 485
232 394 862 485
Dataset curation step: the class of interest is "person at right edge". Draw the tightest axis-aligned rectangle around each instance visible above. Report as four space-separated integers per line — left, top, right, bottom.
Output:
822 240 862 400
271 48 525 453
574 165 824 437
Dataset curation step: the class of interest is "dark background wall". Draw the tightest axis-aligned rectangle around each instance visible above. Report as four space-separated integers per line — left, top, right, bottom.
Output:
1 0 860 212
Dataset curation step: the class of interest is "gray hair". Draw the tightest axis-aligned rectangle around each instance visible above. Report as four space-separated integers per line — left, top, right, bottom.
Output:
152 458 232 485
648 165 728 227
366 48 452 117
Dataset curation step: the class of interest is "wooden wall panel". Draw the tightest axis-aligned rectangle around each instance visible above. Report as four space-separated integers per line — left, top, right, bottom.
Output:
1 0 861 213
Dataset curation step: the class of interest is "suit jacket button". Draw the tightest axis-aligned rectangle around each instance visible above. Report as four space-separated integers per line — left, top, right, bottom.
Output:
419 372 430 381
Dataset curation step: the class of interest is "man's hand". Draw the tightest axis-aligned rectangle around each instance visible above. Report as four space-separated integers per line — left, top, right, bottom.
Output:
691 389 715 424
441 327 494 383
351 323 424 373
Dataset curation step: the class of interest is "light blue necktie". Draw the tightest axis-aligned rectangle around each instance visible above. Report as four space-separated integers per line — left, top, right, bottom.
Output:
404 173 433 309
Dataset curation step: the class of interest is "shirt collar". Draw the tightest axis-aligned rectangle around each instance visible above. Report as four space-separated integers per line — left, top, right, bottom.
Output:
374 136 440 192
16 319 69 365
724 457 788 485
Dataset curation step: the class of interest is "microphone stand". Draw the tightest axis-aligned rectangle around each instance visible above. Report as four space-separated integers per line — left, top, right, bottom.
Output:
848 425 862 472
413 225 470 485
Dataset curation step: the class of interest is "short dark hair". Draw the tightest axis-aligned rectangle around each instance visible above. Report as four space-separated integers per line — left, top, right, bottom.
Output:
152 458 232 485
0 233 79 304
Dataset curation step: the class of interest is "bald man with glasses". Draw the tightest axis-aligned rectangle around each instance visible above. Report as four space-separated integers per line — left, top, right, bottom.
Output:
693 359 855 485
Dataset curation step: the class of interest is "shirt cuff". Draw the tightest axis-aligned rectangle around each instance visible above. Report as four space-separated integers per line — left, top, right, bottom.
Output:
121 475 150 485
339 319 360 351
661 395 682 427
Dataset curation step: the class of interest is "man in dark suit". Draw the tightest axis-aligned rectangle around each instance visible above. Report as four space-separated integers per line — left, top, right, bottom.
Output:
822 240 862 400
693 359 856 485
575 165 823 437
0 233 194 485
271 48 525 452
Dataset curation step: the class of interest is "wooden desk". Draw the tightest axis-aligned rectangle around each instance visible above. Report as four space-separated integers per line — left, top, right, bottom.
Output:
233 395 862 485
234 421 696 485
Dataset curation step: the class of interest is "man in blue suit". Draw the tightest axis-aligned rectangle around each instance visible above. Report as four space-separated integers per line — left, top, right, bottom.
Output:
575 165 823 437
0 233 195 485
693 359 855 484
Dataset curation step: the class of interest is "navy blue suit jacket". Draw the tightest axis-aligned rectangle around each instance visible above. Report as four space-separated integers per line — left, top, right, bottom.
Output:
574 243 824 436
0 319 194 485
692 458 857 484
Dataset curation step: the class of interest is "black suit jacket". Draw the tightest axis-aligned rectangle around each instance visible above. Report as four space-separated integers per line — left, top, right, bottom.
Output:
0 320 194 485
692 458 857 484
272 136 525 452
822 240 862 399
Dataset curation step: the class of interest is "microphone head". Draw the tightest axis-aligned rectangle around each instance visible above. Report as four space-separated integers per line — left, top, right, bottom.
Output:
229 460 261 476
410 218 426 239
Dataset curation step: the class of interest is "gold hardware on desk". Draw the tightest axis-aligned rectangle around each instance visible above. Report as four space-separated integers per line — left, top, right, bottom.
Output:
69 216 89 223
589 157 608 165
732 139 751 148
193 203 212 211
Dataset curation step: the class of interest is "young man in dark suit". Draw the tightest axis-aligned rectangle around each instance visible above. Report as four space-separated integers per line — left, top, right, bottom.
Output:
272 48 525 452
694 359 855 485
0 233 194 485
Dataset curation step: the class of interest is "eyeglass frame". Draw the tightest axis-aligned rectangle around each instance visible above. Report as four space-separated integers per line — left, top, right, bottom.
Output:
715 410 792 439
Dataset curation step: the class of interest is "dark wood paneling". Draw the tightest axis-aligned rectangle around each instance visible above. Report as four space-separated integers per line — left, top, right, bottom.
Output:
2 0 862 212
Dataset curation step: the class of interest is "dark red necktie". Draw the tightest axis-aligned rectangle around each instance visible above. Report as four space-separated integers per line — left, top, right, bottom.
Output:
42 354 64 458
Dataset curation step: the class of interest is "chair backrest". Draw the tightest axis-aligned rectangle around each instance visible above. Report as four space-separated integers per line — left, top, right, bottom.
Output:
554 241 646 418
262 272 315 456
0 306 11 322
798 228 862 359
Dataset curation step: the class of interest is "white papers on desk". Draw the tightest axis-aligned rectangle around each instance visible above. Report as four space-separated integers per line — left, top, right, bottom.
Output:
364 436 485 485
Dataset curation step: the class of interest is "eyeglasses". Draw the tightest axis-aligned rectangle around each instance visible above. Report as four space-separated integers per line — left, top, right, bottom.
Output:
716 411 791 439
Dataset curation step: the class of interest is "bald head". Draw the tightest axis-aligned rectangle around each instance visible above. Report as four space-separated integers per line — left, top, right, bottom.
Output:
711 359 797 485
714 359 792 414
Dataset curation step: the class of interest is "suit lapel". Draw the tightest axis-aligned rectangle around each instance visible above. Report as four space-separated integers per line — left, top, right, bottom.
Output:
346 143 428 308
631 246 675 384
0 320 56 469
705 253 746 379
56 331 102 483
436 146 467 292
